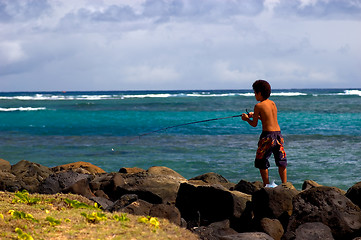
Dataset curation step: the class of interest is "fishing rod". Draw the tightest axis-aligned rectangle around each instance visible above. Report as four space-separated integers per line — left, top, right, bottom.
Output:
127 111 249 142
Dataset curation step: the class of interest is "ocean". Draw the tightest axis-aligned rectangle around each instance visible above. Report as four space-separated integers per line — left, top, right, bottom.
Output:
1 89 361 190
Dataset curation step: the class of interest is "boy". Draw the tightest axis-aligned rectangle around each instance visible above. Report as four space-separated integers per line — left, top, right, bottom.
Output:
241 80 287 187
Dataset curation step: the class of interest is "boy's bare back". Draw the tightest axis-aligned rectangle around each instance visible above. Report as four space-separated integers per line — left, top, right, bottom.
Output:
242 93 281 132
254 99 280 132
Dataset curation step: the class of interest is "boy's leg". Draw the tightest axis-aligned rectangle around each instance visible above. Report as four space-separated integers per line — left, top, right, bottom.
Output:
255 133 272 187
259 169 270 187
278 166 287 183
274 133 287 184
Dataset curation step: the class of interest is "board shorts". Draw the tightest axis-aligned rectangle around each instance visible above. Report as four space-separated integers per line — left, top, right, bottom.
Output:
255 131 287 169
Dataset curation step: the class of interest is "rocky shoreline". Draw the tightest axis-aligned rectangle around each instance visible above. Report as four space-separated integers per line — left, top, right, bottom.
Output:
1 158 361 240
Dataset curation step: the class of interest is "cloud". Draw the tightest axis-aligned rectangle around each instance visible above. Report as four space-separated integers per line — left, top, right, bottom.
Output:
0 0 360 91
59 0 265 27
214 61 259 83
64 4 138 23
0 0 51 22
0 41 26 65
124 65 180 84
142 0 265 21
273 0 361 19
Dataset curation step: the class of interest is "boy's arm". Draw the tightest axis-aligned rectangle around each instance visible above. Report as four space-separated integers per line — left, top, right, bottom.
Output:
242 104 261 127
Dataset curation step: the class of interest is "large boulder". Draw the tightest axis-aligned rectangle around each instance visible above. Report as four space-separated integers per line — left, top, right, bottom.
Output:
191 220 238 240
283 222 335 240
89 196 114 210
120 199 153 216
287 186 361 239
149 203 182 225
189 172 228 184
62 178 94 198
147 166 186 180
302 180 323 191
113 167 186 204
176 182 252 230
0 171 19 191
346 181 361 209
189 172 235 189
258 218 284 240
233 179 263 195
38 171 92 194
0 159 15 191
109 194 139 212
11 160 53 192
89 173 125 201
0 158 11 172
119 167 145 174
89 167 185 206
1 159 52 192
294 222 334 240
220 232 274 240
52 161 106 174
111 197 182 226
252 183 299 227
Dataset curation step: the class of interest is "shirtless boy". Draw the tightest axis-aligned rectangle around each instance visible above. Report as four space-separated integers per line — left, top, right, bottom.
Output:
242 80 287 186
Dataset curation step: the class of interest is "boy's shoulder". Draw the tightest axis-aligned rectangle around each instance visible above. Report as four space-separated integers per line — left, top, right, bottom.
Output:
256 99 274 107
255 99 276 111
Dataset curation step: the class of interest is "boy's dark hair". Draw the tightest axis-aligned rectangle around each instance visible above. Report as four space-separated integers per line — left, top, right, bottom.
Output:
252 80 271 99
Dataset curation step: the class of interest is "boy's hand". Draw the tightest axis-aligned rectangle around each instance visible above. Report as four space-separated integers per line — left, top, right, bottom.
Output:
242 111 254 120
241 113 249 121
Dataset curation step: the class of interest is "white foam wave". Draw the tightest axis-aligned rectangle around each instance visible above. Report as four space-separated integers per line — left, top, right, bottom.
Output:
185 93 239 97
340 90 361 96
121 94 174 98
0 94 117 101
180 92 307 97
119 93 247 98
0 93 246 100
0 93 178 100
0 91 310 100
0 107 46 112
271 92 307 97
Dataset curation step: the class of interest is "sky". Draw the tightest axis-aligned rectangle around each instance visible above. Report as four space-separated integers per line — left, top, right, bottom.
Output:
0 0 361 91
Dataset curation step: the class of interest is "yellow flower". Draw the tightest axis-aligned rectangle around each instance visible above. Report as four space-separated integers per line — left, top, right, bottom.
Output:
149 217 160 228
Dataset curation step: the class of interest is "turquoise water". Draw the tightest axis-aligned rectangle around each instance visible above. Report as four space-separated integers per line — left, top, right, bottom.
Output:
1 89 361 190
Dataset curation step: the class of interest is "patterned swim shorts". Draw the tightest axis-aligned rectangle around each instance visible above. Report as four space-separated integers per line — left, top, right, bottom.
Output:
255 131 287 169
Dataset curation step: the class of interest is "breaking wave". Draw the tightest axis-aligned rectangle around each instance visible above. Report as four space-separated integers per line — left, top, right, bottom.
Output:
0 107 46 112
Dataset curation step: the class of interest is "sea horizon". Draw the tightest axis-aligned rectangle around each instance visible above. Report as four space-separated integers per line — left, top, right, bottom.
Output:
1 87 361 93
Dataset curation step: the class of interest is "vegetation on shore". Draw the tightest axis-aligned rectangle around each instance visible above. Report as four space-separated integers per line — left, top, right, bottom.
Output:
0 190 198 240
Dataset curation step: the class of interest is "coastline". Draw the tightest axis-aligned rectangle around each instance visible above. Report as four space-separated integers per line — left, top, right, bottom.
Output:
1 158 361 239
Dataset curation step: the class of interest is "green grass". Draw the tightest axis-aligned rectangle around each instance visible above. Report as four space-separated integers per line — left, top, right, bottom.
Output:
0 191 199 240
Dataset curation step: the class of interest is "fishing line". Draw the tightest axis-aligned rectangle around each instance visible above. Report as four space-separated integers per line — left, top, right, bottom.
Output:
127 113 246 143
